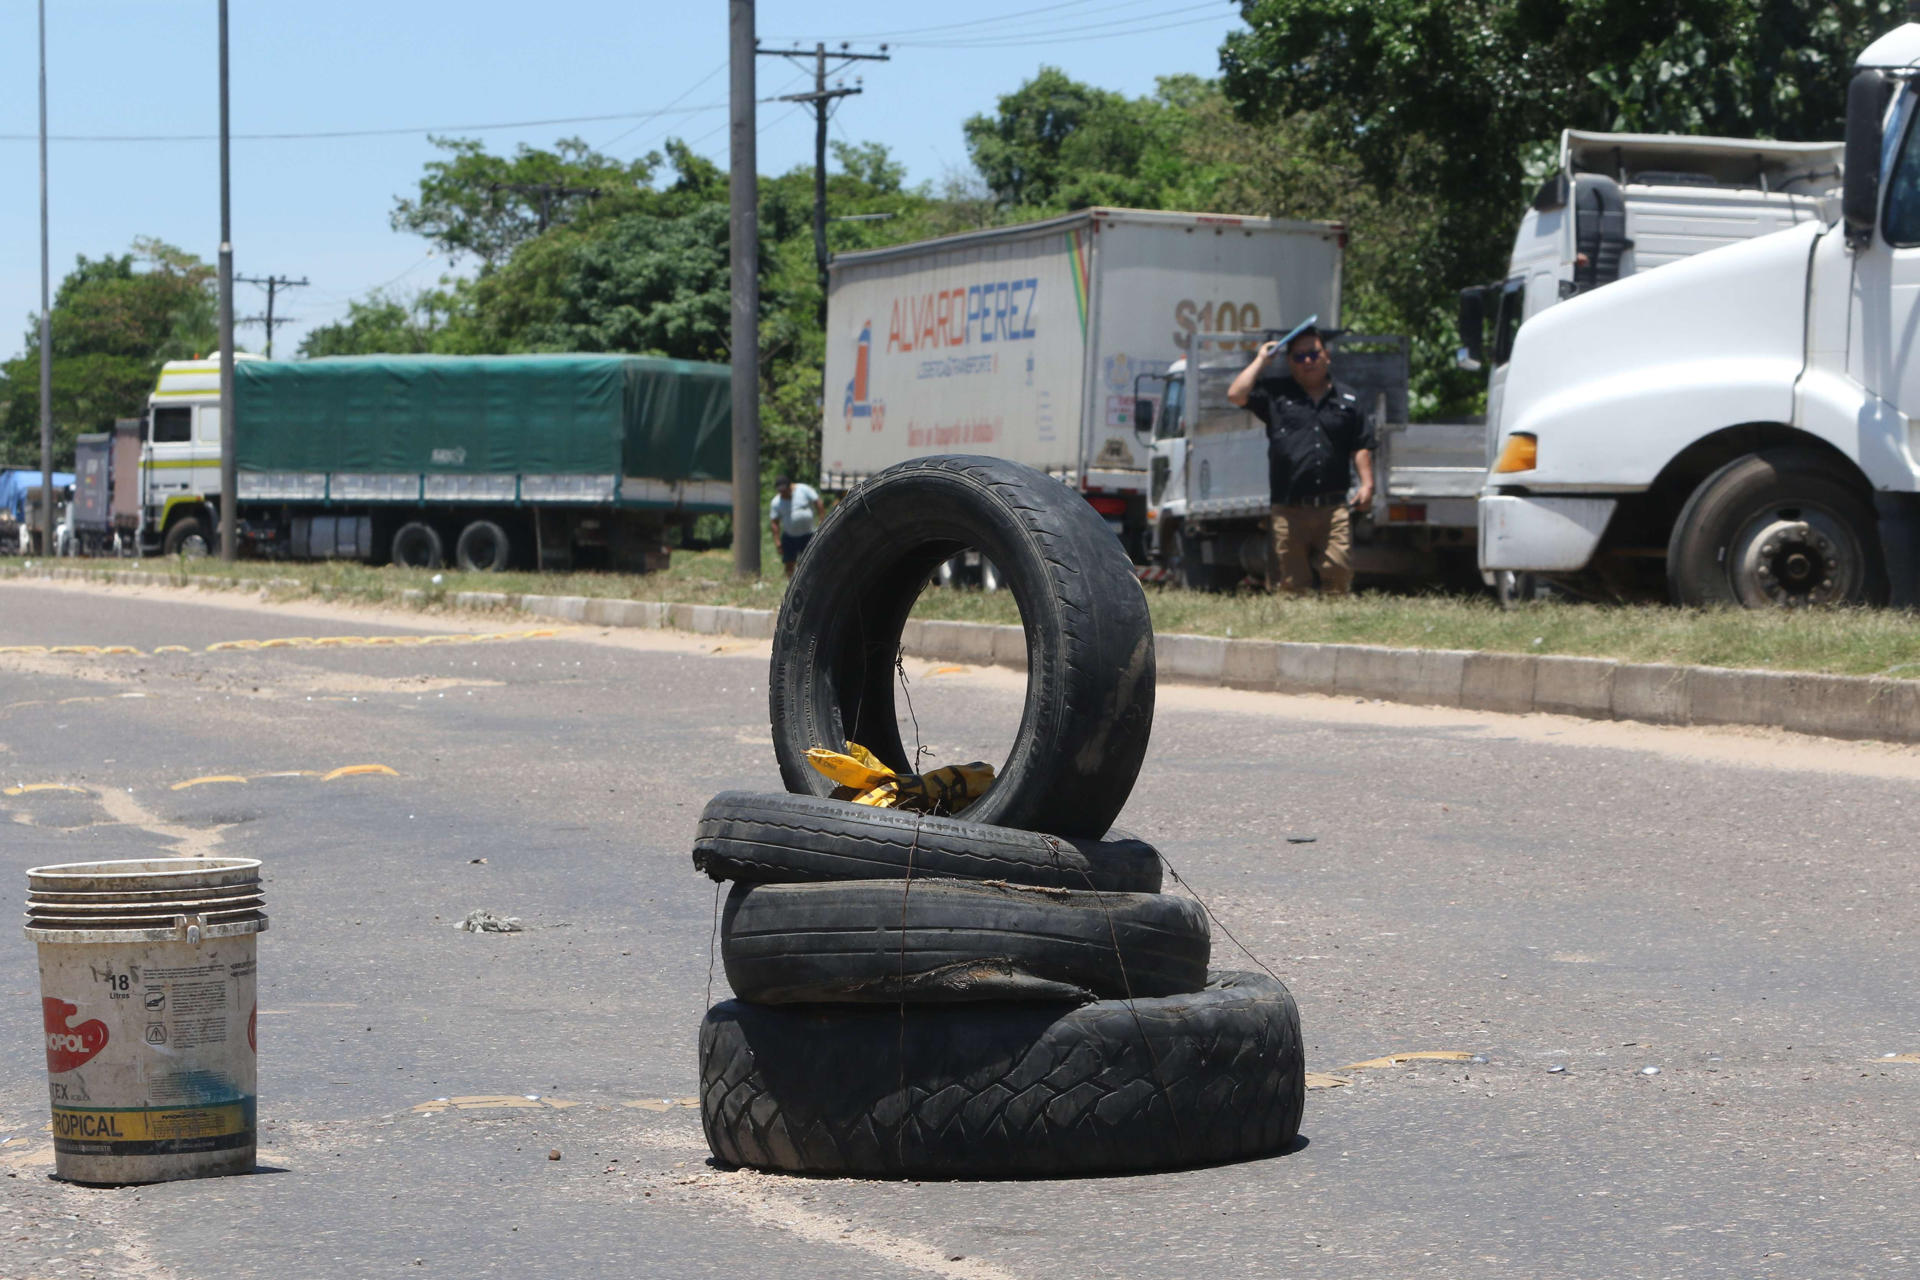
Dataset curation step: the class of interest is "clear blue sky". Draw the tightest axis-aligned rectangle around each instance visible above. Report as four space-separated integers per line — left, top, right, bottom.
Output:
0 1 1245 361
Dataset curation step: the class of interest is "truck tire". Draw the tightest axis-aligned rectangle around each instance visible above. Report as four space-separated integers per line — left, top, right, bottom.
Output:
720 879 1209 1004
700 971 1304 1177
770 456 1155 840
692 791 1163 892
1178 527 1239 592
391 521 443 570
1667 449 1885 607
455 520 511 572
162 515 209 558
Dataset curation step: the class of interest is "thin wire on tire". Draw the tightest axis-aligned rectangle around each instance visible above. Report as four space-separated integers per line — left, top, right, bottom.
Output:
1043 835 1186 1157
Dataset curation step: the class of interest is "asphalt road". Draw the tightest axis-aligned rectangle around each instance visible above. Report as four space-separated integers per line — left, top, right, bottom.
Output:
1 579 1917 1279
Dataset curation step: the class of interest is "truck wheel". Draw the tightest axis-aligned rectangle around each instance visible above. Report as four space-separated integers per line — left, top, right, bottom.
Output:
1177 528 1238 592
454 520 511 572
162 515 208 558
1667 450 1885 607
770 456 1155 840
391 521 444 570
700 971 1305 1177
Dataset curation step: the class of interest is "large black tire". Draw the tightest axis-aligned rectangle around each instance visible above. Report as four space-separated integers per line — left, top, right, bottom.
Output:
454 519 512 572
770 456 1155 840
391 521 444 570
692 791 1162 892
162 515 209 558
1668 449 1886 607
700 971 1304 1177
720 879 1209 1004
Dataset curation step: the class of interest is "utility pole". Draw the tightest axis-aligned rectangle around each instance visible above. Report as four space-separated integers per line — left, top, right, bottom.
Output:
237 273 308 358
217 0 237 562
729 0 760 577
760 41 890 310
488 181 603 233
37 0 52 553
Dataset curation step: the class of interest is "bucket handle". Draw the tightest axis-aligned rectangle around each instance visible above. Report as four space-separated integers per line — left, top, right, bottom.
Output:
174 914 203 944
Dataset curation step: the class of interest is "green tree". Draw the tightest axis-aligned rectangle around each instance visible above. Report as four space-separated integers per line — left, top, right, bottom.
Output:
391 136 659 270
298 291 454 358
1 238 217 467
1221 0 1903 408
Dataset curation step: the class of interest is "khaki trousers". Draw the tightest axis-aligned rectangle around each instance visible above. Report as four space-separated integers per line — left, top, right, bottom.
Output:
1269 503 1353 596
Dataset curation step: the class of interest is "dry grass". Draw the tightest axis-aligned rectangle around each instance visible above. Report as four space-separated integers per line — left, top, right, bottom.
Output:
6 551 1919 679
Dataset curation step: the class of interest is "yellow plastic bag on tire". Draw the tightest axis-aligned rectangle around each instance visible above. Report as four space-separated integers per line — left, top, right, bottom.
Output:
805 741 994 816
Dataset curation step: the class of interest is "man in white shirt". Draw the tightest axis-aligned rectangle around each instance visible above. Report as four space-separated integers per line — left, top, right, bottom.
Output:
767 474 823 578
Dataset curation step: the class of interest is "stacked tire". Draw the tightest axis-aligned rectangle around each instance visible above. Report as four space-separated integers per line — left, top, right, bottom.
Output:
691 456 1305 1177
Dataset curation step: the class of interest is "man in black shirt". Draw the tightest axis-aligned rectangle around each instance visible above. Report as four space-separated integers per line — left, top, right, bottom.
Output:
1226 325 1375 595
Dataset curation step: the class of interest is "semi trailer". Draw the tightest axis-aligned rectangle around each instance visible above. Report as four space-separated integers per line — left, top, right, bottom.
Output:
134 352 731 571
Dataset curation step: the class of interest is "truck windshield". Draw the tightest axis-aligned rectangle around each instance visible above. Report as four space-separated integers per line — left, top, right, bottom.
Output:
1884 89 1920 246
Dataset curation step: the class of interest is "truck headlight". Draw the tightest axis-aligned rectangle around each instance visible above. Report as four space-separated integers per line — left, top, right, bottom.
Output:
1493 433 1538 474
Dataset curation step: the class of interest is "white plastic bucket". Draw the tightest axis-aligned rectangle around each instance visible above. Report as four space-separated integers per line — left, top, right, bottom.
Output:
25 857 266 1185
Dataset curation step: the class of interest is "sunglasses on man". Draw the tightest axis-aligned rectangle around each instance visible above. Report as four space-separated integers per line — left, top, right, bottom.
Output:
1289 348 1326 364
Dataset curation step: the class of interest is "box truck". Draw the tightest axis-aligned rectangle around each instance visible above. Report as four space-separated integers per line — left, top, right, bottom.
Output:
821 207 1345 561
131 353 731 571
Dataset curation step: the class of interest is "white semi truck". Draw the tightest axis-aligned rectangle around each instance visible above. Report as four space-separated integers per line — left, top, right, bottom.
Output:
1473 30 1920 607
821 207 1345 563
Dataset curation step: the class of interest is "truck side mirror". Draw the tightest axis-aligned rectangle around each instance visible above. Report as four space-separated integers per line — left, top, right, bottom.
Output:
1845 69 1895 249
1532 171 1568 212
1132 397 1155 435
1456 286 1488 371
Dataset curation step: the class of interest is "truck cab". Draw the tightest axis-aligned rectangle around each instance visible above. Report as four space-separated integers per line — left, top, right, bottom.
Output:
1461 130 1843 471
1478 26 1920 606
141 353 263 555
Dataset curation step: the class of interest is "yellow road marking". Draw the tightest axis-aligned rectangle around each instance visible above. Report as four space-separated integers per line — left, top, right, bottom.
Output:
2 783 90 796
1305 1072 1352 1090
1879 1052 1920 1063
4 629 562 659
170 775 248 791
322 763 398 782
1333 1051 1476 1072
411 1095 581 1113
622 1097 702 1112
930 665 967 676
251 770 321 779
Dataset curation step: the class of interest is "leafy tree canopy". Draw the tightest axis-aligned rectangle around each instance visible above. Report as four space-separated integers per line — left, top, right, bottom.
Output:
1 238 217 467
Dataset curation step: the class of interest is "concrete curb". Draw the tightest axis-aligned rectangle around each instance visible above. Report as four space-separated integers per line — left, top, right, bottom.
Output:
6 564 1918 743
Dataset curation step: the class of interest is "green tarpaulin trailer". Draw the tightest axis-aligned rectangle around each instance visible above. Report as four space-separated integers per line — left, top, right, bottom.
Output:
135 353 732 571
233 354 732 486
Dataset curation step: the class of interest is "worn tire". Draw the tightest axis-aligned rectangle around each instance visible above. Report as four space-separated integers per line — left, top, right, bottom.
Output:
769 456 1155 839
720 879 1208 1004
455 519 512 572
699 970 1304 1177
692 791 1162 892
391 521 444 569
1668 449 1885 607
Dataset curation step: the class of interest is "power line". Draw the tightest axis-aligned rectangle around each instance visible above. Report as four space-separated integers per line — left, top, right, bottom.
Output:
235 273 308 359
897 2 1235 48
766 0 1109 41
760 41 892 314
0 102 727 144
598 60 728 151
